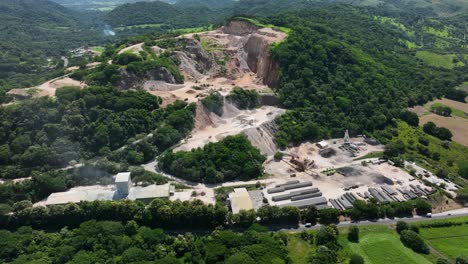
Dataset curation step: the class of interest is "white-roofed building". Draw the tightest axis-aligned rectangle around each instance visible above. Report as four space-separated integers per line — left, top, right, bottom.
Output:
115 172 132 196
128 183 174 204
228 188 254 214
43 172 173 206
44 187 115 206
316 141 329 149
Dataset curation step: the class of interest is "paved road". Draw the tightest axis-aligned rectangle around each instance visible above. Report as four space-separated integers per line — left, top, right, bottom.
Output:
281 208 468 231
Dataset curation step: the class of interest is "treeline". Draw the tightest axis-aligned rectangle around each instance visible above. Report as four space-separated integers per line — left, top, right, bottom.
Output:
423 121 453 141
0 86 158 177
0 198 339 231
269 7 465 145
378 119 468 187
430 104 452 116
159 135 266 183
396 221 430 254
1 194 433 231
226 87 259 110
348 198 431 221
0 219 289 263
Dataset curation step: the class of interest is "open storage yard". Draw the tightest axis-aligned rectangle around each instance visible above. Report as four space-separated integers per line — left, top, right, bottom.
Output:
261 136 441 210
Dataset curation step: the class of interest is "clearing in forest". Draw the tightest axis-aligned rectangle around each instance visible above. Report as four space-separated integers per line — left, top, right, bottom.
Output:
415 51 465 69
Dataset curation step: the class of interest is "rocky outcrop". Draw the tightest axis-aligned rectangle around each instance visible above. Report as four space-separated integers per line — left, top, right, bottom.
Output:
221 20 285 87
118 68 176 90
172 38 219 80
242 120 280 156
223 20 261 36
244 32 280 87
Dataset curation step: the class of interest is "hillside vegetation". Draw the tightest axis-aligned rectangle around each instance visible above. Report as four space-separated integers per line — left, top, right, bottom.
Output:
0 0 102 100
270 7 466 145
105 1 228 29
375 121 468 184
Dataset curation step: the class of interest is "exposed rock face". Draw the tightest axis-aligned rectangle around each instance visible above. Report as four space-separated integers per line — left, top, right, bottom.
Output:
221 21 285 87
243 31 280 87
242 120 280 156
223 20 260 36
172 38 219 80
118 68 176 90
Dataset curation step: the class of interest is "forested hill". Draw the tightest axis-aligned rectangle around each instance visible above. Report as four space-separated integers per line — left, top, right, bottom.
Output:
268 7 467 144
0 0 102 92
104 0 468 29
174 0 234 9
50 0 176 11
105 1 228 28
0 0 76 24
328 0 468 17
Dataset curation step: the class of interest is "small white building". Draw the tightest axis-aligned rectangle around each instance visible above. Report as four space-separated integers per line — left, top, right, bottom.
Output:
115 172 132 195
316 140 329 149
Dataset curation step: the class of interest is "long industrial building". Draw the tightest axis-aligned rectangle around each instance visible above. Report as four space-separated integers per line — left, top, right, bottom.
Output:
264 181 328 210
278 196 328 209
44 172 174 206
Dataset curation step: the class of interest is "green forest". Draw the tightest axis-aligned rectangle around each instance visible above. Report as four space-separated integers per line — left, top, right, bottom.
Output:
0 86 195 207
159 135 266 183
270 7 466 144
0 219 289 263
0 0 106 97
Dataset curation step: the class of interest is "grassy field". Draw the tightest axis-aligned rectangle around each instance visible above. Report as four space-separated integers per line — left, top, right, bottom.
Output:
285 218 468 263
419 224 468 260
412 98 468 146
91 46 105 53
415 51 465 69
287 233 315 264
355 151 384 160
424 99 468 114
340 225 433 264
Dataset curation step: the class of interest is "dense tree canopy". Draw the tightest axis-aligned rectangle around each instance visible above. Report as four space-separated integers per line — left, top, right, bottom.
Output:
269 7 465 144
159 135 266 183
0 220 289 263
